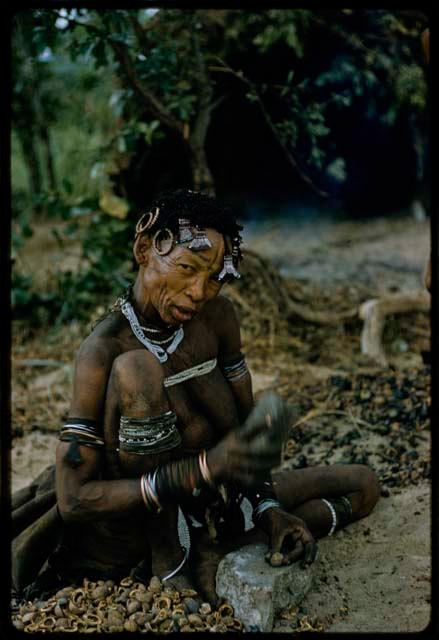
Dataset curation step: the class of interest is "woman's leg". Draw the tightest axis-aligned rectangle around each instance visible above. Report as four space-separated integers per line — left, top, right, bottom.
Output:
272 464 381 538
104 350 195 590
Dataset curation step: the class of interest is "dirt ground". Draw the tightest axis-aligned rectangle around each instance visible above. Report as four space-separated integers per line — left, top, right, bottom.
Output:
291 482 431 632
11 212 431 632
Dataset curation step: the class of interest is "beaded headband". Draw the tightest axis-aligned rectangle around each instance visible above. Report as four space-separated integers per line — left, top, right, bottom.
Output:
136 208 241 279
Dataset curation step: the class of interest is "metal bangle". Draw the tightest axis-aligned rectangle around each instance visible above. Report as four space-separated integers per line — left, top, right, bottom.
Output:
145 472 162 512
253 498 281 521
161 546 189 583
198 450 215 488
140 473 162 512
341 495 353 516
321 498 337 536
140 474 150 509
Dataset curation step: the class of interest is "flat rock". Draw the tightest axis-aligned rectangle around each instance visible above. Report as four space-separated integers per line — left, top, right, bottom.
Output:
216 543 314 632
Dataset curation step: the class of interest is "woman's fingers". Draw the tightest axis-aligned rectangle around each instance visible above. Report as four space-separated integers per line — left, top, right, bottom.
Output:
281 540 305 565
302 541 319 567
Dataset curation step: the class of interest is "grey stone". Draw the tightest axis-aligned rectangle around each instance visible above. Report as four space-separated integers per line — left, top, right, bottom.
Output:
216 543 314 632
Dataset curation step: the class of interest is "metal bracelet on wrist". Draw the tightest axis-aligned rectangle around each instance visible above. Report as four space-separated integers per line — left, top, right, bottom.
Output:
253 498 282 522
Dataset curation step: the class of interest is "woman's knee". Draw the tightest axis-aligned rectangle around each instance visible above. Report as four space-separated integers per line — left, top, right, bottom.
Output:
354 465 381 518
110 349 166 413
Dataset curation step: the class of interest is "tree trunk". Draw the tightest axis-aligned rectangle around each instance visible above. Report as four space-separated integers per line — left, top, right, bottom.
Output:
189 144 216 195
40 126 58 194
16 128 43 212
188 98 219 195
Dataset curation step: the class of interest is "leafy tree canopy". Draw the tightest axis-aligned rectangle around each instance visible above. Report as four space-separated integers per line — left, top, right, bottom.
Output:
11 8 429 326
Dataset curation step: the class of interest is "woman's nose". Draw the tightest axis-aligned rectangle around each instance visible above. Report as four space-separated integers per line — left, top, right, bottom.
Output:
186 275 207 302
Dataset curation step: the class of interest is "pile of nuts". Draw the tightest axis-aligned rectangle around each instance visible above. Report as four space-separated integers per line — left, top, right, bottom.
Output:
283 366 431 490
11 575 243 633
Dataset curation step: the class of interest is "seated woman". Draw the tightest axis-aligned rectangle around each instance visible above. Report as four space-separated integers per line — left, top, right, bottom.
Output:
12 189 380 603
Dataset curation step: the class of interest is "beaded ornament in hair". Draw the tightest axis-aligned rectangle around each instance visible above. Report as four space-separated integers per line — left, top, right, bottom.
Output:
135 197 242 280
217 235 241 281
178 218 193 244
188 227 212 251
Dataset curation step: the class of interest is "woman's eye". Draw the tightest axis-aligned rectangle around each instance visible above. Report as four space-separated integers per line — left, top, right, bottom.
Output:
179 263 195 272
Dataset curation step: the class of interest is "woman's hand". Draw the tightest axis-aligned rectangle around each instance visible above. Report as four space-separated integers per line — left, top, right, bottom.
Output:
258 507 318 568
207 392 291 487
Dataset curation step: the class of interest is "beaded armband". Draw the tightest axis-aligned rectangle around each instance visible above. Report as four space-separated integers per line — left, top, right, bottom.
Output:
119 411 181 455
220 354 249 383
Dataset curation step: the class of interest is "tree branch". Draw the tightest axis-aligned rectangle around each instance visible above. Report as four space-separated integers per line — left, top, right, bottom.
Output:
51 10 185 139
108 39 184 138
128 13 148 49
189 23 216 146
359 290 430 366
210 57 329 198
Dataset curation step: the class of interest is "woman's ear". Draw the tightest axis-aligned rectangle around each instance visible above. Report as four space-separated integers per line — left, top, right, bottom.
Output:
133 234 151 265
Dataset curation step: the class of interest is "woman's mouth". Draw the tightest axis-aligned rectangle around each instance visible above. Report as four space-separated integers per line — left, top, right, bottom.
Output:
172 305 196 322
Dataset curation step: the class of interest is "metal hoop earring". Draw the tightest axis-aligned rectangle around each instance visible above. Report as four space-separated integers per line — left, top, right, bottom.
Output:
153 228 174 255
136 207 160 235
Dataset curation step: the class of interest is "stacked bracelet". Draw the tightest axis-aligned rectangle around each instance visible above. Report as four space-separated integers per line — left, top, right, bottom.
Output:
222 356 249 382
253 498 281 521
341 496 353 516
321 498 337 536
140 452 215 512
198 450 215 488
140 471 162 512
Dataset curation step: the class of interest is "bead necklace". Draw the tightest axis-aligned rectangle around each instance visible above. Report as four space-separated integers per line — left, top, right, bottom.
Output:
120 300 184 363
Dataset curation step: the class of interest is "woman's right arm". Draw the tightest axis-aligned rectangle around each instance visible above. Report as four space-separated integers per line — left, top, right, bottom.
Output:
56 337 289 523
56 335 145 523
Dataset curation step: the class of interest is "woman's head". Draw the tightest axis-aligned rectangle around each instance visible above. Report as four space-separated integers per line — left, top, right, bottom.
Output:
133 190 243 325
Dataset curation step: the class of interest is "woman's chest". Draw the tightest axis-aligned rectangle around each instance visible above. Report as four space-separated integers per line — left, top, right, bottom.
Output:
116 317 240 474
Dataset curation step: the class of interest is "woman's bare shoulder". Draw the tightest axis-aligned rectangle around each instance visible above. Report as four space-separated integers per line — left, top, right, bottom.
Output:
74 312 127 369
200 295 241 355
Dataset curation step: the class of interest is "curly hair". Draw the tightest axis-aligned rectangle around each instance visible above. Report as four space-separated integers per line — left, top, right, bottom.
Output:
136 189 243 258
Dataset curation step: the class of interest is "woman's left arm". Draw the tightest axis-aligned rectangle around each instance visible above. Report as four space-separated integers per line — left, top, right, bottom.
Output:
214 295 254 422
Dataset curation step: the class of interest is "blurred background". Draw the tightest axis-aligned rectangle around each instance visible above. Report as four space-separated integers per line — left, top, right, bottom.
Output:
11 8 430 328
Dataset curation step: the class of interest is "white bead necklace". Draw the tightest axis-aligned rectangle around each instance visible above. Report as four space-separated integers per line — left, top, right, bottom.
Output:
120 301 184 363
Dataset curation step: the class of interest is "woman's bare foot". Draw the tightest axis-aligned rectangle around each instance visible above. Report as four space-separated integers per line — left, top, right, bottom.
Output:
188 531 229 605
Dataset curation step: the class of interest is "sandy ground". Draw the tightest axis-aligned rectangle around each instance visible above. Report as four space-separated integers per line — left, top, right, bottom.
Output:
10 433 431 633
10 369 432 634
244 214 430 292
297 482 431 633
247 215 432 632
10 212 432 632
11 433 58 494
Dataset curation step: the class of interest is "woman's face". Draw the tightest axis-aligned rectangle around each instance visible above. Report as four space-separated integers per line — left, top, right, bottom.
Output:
143 228 227 326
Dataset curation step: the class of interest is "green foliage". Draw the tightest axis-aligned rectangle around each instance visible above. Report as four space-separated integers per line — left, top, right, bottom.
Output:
12 11 118 214
394 64 427 110
326 157 347 183
12 8 428 196
12 205 134 326
11 273 35 308
48 214 133 325
251 9 311 57
11 8 429 326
